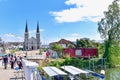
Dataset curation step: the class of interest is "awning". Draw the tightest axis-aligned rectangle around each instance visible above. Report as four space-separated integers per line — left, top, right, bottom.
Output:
61 66 88 75
42 66 67 77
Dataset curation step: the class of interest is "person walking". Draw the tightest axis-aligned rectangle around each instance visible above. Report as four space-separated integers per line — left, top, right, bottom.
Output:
1 56 4 66
17 60 23 69
10 55 15 69
3 55 8 69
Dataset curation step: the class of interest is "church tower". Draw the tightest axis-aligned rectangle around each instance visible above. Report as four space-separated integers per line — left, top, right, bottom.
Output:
24 21 29 50
36 21 40 49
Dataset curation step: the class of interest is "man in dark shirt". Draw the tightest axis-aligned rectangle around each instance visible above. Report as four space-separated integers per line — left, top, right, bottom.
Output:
3 55 8 69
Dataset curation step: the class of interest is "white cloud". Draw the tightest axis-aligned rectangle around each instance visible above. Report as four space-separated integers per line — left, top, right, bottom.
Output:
70 33 79 37
65 33 81 41
40 29 45 32
0 28 45 42
29 29 36 34
50 0 114 23
61 33 102 42
87 33 102 41
29 29 45 37
29 29 44 34
41 33 103 44
0 33 24 42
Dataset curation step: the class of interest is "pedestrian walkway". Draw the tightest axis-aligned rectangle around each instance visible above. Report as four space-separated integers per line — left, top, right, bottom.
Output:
0 61 25 80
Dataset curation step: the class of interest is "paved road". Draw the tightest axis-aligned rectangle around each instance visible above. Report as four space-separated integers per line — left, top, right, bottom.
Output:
0 60 16 80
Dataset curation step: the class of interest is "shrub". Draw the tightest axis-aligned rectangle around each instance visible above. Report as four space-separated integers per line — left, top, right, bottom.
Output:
108 46 120 67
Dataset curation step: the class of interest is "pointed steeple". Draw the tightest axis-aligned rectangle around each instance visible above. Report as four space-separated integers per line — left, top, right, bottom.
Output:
24 20 29 50
25 20 28 32
37 21 39 33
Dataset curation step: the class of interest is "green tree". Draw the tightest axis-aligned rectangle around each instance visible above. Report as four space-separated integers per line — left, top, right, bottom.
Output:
67 44 75 48
97 43 105 58
76 38 100 48
76 38 90 48
108 46 120 67
10 48 20 53
51 44 63 57
98 0 120 62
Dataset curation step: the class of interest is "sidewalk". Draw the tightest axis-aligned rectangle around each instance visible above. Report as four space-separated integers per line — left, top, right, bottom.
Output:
0 61 20 80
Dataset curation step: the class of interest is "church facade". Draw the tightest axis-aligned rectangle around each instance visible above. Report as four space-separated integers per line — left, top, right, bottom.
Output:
24 21 41 50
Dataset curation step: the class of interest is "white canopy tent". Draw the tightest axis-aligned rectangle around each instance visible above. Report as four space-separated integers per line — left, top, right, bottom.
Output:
42 66 67 77
42 66 67 80
61 66 89 78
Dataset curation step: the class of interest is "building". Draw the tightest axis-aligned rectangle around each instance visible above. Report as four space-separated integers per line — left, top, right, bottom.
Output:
0 37 2 47
49 39 76 48
24 21 41 50
0 38 6 53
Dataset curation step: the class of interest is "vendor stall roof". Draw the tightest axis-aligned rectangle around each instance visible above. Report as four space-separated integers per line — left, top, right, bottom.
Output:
42 66 67 77
61 66 88 75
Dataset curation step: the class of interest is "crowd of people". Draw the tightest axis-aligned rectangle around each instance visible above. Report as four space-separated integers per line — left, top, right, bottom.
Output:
2 54 23 70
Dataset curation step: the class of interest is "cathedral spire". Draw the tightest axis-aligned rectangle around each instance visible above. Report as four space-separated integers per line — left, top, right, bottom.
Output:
37 21 39 33
36 21 40 49
25 20 28 32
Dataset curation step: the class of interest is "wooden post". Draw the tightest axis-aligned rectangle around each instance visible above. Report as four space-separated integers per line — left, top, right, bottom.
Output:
100 58 104 69
89 55 90 70
92 57 94 71
104 58 106 69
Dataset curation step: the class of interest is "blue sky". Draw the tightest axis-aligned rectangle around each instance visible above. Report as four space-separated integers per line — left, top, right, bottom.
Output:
0 0 115 44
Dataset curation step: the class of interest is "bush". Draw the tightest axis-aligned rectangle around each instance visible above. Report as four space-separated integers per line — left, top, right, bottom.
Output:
37 66 42 71
49 60 62 68
108 46 120 67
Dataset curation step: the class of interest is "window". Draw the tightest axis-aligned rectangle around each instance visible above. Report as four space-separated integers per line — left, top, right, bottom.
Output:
76 50 82 56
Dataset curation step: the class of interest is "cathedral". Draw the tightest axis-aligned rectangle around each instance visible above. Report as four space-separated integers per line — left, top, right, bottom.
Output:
24 21 41 50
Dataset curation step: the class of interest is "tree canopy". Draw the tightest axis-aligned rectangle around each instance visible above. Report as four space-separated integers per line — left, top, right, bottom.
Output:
98 0 120 65
76 38 100 48
98 0 120 44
